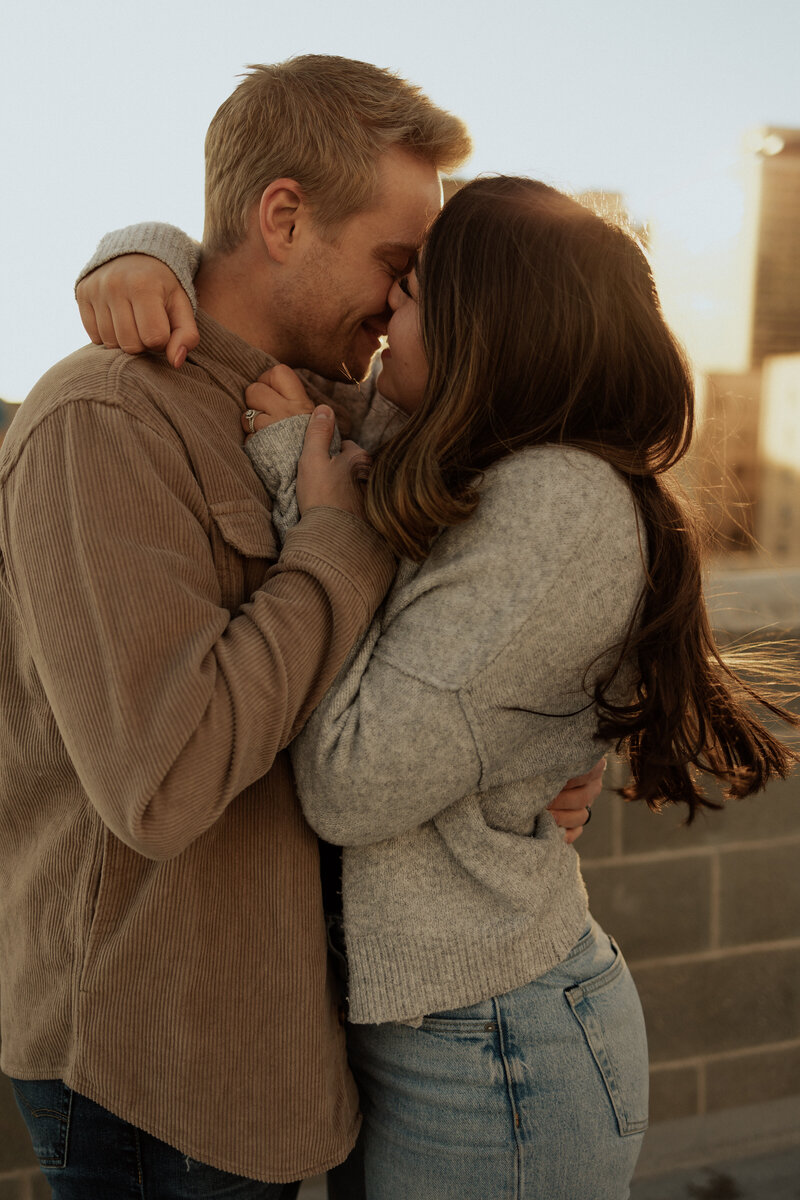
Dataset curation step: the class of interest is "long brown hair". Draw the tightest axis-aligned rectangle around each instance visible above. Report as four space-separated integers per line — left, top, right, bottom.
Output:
365 176 798 817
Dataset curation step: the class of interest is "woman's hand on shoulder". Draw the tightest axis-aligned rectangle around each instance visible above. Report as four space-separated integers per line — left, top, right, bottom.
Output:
242 365 315 436
76 254 199 368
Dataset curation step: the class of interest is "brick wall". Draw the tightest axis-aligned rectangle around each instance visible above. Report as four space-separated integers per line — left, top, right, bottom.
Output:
581 757 800 1126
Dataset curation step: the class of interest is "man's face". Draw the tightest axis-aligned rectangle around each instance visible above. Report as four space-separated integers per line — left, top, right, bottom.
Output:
276 148 442 382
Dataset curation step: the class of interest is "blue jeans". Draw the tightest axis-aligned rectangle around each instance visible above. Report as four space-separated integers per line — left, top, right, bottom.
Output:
10 1079 300 1199
333 919 648 1200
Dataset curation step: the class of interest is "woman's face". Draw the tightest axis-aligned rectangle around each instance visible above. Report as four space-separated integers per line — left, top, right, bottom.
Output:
377 270 429 415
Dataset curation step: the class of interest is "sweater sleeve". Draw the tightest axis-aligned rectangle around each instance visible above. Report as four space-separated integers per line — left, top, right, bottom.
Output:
244 415 340 545
291 447 643 846
291 607 483 846
75 222 201 310
0 399 395 861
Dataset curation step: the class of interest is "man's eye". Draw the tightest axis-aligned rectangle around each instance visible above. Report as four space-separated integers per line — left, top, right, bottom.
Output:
398 276 412 297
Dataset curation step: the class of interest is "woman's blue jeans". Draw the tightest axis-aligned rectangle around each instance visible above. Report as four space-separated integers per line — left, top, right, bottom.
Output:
331 919 648 1200
10 1079 300 1199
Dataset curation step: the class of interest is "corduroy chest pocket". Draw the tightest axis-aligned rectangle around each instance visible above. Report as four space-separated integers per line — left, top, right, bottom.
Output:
208 499 278 611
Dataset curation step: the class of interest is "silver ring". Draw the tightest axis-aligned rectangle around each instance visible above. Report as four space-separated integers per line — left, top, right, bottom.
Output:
584 807 593 826
244 408 258 433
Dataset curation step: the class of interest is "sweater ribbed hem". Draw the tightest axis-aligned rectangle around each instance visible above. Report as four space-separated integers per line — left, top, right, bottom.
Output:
345 890 589 1025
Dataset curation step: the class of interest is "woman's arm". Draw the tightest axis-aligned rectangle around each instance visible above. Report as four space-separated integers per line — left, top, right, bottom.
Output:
241 364 342 543
73 225 381 436
76 224 201 367
77 223 201 307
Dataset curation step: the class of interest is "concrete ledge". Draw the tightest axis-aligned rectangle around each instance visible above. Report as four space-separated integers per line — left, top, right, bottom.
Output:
633 1092 800 1180
706 566 800 636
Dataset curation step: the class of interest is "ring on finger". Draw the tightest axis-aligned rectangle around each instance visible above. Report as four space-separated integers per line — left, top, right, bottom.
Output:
584 807 593 826
244 408 258 433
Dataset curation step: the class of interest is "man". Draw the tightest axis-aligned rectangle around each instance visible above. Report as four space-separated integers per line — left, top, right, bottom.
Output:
0 56 470 1198
1 55 598 1197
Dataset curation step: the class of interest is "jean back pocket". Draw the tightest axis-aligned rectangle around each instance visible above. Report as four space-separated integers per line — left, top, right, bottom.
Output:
565 939 649 1136
11 1078 72 1168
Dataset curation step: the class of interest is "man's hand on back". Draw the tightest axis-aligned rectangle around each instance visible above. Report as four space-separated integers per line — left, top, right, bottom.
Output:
548 757 605 844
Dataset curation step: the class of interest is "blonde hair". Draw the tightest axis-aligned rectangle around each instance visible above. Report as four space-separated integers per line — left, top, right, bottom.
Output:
203 55 472 254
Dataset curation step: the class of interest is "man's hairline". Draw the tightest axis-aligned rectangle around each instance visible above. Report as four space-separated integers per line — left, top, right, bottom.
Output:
207 146 444 258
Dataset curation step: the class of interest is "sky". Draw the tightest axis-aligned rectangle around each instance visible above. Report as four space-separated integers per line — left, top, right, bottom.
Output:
1 0 799 401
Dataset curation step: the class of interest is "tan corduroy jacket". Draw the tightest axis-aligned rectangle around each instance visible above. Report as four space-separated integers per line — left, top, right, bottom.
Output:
0 312 395 1182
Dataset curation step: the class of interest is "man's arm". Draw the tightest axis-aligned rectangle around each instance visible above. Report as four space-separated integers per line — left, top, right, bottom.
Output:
1 402 393 861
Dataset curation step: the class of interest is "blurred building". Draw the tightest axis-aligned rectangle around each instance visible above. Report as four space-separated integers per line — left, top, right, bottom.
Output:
683 129 800 564
758 354 800 560
746 129 800 365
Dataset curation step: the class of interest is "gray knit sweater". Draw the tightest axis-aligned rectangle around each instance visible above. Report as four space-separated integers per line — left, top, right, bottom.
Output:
79 224 647 1026
248 420 645 1025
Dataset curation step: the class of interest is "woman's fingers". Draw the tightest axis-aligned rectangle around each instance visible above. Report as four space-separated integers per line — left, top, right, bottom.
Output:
561 808 593 844
258 364 313 407
163 290 200 367
116 300 158 355
81 290 178 358
241 408 274 435
77 296 102 346
244 380 279 412
242 382 285 433
242 372 316 435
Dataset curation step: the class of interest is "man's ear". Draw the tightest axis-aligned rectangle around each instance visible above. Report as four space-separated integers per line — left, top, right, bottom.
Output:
258 179 309 263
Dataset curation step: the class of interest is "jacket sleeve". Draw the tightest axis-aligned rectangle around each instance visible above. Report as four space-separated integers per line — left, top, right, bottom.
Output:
0 400 395 860
75 222 201 310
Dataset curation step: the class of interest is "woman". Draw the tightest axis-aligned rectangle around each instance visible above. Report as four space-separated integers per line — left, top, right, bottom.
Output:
75 178 798 1199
